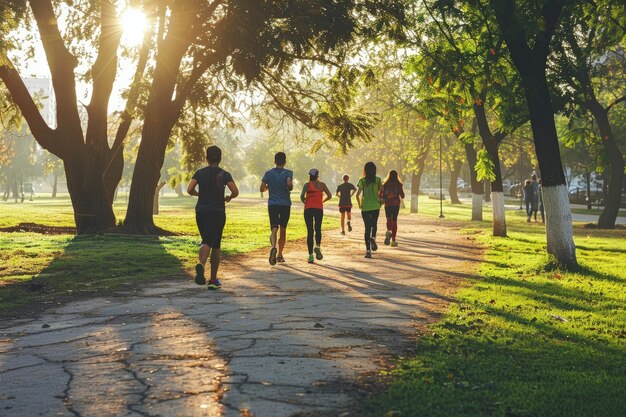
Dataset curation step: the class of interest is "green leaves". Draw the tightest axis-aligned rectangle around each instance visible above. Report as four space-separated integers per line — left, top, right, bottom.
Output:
475 148 496 182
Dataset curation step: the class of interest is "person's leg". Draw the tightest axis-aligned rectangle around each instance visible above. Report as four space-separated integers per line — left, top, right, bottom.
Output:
362 210 371 251
384 206 392 245
199 244 210 265
371 209 379 240
540 204 545 223
270 226 278 247
315 210 323 247
304 209 314 254
195 212 209 284
314 209 323 260
209 247 220 280
347 208 353 232
391 206 399 240
340 210 346 233
278 206 290 257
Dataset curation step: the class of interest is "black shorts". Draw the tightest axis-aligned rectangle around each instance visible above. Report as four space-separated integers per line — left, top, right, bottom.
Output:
196 210 226 248
339 206 352 213
268 205 291 228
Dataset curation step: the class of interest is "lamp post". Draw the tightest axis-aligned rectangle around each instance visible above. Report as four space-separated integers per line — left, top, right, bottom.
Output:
519 139 523 210
439 134 445 219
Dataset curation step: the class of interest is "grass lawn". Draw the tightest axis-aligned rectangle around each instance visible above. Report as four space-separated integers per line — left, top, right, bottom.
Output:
0 195 339 312
570 207 626 217
365 197 626 416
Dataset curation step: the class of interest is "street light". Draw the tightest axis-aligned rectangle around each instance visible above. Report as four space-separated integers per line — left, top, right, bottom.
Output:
439 134 445 219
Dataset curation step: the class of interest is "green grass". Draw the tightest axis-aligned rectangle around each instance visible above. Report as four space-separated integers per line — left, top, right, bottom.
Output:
570 207 626 217
364 198 626 417
0 195 339 312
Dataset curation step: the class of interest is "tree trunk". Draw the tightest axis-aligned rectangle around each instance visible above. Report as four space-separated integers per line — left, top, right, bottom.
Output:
491 0 577 267
153 181 166 215
52 171 58 198
64 153 117 234
522 66 576 266
587 103 624 228
174 182 184 197
484 140 506 237
585 169 592 210
483 179 491 202
464 142 483 221
125 117 175 233
410 171 423 213
448 159 463 204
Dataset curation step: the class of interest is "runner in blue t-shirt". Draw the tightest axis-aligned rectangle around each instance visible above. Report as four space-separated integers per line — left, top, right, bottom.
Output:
187 146 238 290
260 152 293 265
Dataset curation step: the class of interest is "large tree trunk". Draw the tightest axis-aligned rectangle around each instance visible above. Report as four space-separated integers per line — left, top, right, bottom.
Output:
522 67 576 266
448 159 463 204
64 153 117 234
492 0 577 267
587 102 624 228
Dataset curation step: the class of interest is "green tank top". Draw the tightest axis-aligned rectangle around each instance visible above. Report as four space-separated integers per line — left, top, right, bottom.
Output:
358 176 382 211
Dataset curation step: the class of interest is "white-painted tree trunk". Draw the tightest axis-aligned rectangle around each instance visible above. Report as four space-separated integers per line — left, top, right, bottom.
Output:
411 194 418 213
472 193 483 221
491 191 506 236
543 185 577 266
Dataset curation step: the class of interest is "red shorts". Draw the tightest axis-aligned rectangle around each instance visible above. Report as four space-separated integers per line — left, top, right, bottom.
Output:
339 206 352 213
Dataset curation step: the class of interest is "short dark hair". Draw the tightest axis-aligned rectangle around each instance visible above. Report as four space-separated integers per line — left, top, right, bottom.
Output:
343 174 349 181
275 152 286 165
206 145 222 163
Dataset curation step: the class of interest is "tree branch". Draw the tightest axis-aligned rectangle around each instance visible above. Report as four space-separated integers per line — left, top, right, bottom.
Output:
0 58 59 156
29 0 82 132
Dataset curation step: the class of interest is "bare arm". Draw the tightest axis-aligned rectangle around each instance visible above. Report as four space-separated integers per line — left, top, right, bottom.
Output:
322 183 332 203
300 184 308 204
286 176 293 191
356 186 363 208
260 181 268 193
187 179 199 196
225 181 239 202
400 185 405 199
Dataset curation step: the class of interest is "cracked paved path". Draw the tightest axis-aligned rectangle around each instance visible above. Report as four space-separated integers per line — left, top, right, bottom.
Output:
0 215 482 417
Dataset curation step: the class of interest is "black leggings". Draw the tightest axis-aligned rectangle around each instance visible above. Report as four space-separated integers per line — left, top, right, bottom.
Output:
361 209 380 250
304 208 323 254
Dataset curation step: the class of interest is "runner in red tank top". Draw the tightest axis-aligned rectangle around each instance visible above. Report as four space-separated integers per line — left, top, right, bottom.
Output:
300 169 332 263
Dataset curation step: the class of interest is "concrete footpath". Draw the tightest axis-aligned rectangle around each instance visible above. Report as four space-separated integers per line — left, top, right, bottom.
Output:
0 216 482 417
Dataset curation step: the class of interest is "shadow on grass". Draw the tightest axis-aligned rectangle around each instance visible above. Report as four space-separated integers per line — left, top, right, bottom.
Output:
0 235 188 317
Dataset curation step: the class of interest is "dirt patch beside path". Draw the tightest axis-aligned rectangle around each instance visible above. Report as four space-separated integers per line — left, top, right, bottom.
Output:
0 214 483 417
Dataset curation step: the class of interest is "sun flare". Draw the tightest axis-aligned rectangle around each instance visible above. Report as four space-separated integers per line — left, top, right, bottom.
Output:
120 8 147 46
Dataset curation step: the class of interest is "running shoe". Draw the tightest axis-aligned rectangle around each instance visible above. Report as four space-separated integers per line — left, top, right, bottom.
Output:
269 247 277 265
370 238 378 251
308 254 315 263
348 222 352 232
384 230 392 246
207 278 222 290
340 230 345 235
277 255 285 263
364 251 372 258
194 263 206 285
391 241 398 247
314 246 323 260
